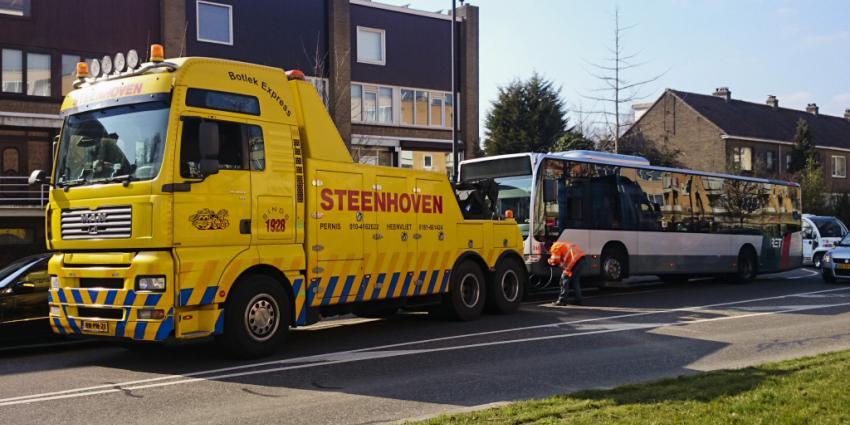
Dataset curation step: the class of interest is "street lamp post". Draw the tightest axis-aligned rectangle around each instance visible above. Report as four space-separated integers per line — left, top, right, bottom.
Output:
450 0 464 182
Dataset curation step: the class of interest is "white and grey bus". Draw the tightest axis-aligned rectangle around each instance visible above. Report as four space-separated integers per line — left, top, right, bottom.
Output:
459 151 803 291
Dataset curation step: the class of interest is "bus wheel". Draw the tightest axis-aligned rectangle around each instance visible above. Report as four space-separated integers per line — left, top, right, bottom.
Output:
219 274 290 359
441 260 487 321
601 247 626 282
486 257 526 314
733 249 757 284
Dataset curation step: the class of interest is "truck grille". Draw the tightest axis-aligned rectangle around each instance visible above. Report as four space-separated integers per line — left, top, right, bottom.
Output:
61 205 132 240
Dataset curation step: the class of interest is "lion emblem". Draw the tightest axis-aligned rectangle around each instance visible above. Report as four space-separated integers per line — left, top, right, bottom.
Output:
189 208 230 230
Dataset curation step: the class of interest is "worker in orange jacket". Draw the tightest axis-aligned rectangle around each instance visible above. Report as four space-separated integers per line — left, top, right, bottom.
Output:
548 241 586 306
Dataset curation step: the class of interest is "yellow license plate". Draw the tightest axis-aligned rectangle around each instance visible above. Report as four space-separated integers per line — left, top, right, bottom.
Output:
81 320 109 334
837 264 850 270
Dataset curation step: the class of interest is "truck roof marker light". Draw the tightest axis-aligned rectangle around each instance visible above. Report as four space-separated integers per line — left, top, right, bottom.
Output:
505 209 515 219
150 44 165 63
126 49 139 69
286 69 306 80
75 61 90 79
90 58 102 78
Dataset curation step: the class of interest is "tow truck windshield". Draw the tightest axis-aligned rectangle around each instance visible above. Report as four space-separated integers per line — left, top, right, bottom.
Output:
55 101 169 188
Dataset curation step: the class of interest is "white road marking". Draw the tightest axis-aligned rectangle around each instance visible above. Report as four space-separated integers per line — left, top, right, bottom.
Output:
2 286 850 407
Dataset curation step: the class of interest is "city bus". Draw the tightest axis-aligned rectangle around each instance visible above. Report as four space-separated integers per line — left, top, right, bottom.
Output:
459 151 803 291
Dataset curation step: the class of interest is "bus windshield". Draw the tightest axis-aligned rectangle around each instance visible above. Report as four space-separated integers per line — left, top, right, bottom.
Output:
461 156 533 236
55 100 170 188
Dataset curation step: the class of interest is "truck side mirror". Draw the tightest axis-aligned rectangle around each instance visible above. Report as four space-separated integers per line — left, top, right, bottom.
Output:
28 169 49 185
198 121 220 176
543 179 558 203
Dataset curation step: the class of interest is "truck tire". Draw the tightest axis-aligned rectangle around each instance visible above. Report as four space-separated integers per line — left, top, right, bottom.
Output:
733 248 757 284
219 274 290 359
486 257 526 314
441 260 487 321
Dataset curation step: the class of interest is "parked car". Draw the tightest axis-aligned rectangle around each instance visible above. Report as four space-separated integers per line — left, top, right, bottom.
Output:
802 214 848 268
821 234 850 283
0 253 53 343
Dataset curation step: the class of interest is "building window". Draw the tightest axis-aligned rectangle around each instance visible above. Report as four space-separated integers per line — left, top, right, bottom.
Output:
378 87 393 123
423 154 433 169
0 0 30 16
832 155 846 178
445 94 454 129
363 87 377 122
765 151 776 172
786 153 792 171
414 91 428 125
61 55 80 96
197 1 233 45
26 53 50 96
401 89 414 125
356 27 385 65
430 92 443 127
351 84 362 122
400 150 413 168
2 49 22 93
732 146 752 171
2 147 19 175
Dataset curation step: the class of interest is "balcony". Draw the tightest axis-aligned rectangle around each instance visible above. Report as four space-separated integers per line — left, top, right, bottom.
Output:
0 176 49 216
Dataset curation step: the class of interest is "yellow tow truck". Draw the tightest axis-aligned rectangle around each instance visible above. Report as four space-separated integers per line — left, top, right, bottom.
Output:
31 45 525 357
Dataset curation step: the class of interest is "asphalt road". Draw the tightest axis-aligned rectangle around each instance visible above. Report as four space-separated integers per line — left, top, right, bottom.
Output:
2 268 850 425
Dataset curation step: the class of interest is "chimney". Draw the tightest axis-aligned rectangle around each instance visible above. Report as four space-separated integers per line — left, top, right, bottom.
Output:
766 95 778 109
806 103 819 115
713 87 731 102
844 109 850 120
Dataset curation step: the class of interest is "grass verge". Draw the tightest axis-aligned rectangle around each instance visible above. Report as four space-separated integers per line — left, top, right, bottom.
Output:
415 349 850 424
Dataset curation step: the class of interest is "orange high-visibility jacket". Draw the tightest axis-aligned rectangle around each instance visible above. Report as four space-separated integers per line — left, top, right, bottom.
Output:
547 241 586 277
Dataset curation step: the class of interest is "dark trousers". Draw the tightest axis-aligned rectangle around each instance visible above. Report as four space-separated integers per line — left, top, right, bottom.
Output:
558 257 585 303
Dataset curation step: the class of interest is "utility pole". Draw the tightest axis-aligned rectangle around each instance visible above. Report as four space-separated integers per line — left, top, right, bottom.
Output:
450 0 463 181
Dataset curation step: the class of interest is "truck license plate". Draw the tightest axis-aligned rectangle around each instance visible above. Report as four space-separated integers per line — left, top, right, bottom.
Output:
81 320 109 334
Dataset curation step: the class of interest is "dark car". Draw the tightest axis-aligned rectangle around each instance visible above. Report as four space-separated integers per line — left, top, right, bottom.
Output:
0 253 53 344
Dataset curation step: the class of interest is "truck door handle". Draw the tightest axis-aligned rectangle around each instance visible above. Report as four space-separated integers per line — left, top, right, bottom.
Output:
240 219 251 234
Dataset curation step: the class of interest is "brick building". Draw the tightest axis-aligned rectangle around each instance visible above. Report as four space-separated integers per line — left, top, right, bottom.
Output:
0 0 478 266
623 87 850 194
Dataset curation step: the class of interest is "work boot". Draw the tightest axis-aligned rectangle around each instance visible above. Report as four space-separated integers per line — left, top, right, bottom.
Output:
553 298 569 306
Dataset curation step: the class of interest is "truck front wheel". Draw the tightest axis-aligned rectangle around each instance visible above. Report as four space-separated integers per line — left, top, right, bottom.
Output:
219 274 290 359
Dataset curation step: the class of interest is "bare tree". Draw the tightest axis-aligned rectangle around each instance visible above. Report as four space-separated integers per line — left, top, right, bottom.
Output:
582 6 666 153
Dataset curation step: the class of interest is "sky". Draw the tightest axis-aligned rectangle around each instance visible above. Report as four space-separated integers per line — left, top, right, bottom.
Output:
380 0 850 138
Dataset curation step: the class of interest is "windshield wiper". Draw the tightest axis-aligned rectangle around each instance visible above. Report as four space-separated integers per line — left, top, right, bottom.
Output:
88 174 137 186
57 178 88 189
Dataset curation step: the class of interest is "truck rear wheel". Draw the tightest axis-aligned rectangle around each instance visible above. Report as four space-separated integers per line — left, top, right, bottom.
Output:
486 257 526 314
219 274 290 359
441 260 487 321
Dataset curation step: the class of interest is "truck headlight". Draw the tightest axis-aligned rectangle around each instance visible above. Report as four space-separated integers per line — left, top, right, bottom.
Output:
136 276 166 291
50 275 59 290
50 306 61 316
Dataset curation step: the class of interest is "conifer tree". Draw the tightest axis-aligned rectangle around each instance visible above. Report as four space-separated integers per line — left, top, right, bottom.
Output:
788 118 817 174
484 73 566 155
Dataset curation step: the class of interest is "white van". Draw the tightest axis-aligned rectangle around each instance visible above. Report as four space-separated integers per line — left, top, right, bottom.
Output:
802 214 848 267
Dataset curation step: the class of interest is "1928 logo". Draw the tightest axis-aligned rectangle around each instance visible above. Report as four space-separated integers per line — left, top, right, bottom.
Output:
189 208 230 230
